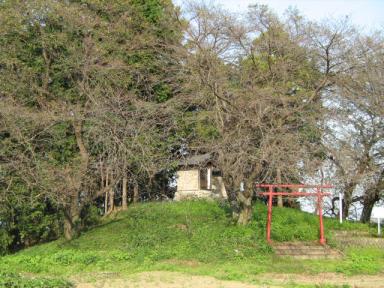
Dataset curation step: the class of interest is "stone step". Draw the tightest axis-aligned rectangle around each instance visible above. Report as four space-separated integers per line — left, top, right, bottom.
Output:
275 253 342 259
331 230 384 248
274 245 327 250
275 249 340 255
274 247 335 251
272 242 343 259
333 230 370 236
277 254 341 259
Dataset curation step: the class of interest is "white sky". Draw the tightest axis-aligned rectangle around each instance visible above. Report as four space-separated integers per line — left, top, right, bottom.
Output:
173 0 384 32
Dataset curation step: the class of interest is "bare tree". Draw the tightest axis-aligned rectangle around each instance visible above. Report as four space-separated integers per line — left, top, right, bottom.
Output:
181 3 325 223
324 32 384 219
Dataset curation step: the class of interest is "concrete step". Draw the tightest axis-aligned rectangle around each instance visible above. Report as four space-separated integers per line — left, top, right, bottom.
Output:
275 245 327 250
275 249 340 255
273 242 343 259
332 230 384 248
278 254 341 260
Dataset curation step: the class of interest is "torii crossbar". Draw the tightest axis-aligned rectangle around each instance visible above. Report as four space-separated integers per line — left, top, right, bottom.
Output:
255 184 333 245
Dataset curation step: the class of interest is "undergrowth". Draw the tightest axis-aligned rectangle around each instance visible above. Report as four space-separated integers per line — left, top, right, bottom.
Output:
0 272 72 288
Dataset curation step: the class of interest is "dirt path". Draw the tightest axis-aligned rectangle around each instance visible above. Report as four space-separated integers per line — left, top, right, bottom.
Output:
75 271 268 288
75 271 384 288
260 272 384 288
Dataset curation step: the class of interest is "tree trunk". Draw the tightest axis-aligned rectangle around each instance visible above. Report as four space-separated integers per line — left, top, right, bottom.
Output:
63 191 79 240
63 118 87 239
237 202 252 225
104 168 109 214
100 160 105 190
133 180 139 203
361 171 383 223
63 212 74 241
108 172 114 213
108 187 114 212
73 119 89 168
343 195 351 219
63 212 79 240
360 188 379 223
237 182 253 225
342 183 355 219
223 177 239 220
122 175 128 210
276 168 283 207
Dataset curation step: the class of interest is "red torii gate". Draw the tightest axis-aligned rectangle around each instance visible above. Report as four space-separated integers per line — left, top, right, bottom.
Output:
255 184 333 245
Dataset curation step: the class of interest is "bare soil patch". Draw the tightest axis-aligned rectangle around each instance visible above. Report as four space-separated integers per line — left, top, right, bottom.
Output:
260 272 384 288
75 271 384 288
75 271 267 288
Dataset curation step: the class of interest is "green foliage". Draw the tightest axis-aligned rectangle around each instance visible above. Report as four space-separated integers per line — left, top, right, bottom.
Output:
331 247 384 275
264 206 325 241
154 83 172 103
195 115 220 140
0 1 83 105
174 111 220 147
131 0 164 24
0 230 13 256
80 205 101 230
0 188 61 254
323 218 368 231
0 0 184 253
0 272 72 288
47 122 77 165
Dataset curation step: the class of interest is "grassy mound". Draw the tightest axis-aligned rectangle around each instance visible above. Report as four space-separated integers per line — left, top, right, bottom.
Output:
0 200 382 287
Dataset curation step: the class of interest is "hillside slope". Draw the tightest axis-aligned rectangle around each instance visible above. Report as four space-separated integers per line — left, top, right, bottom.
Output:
1 200 383 287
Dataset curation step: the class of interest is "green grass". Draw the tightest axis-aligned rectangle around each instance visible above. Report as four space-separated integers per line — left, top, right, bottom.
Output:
0 200 383 287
